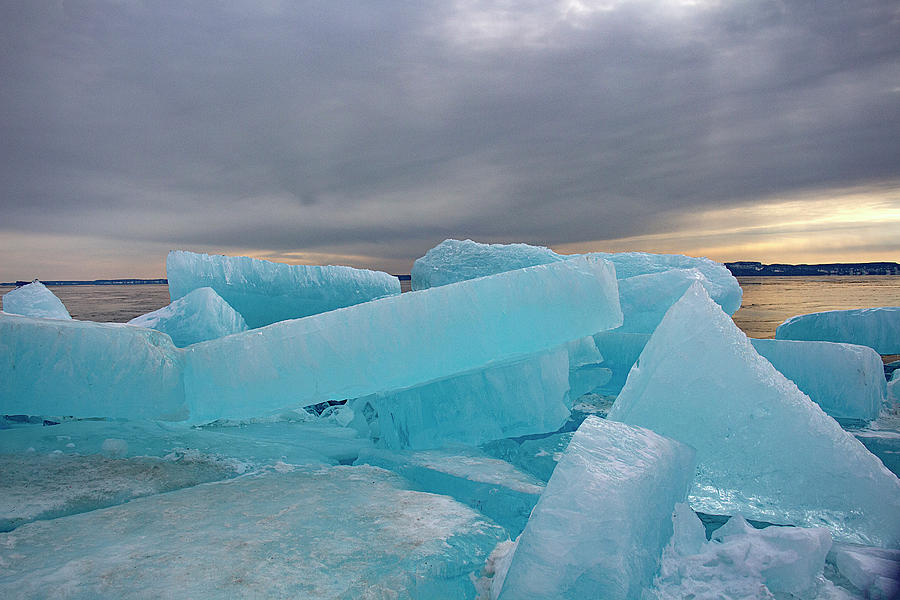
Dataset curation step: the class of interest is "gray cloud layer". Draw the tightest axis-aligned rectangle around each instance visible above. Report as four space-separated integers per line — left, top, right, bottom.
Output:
2 0 898 269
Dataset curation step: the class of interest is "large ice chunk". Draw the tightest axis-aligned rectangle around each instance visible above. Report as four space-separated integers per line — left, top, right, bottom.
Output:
0 466 507 599
350 347 571 450
410 240 742 315
751 338 885 422
618 268 739 333
167 250 401 328
0 313 187 421
497 417 696 599
608 283 900 547
355 447 544 535
411 238 562 290
649 509 833 600
128 287 248 347
184 255 622 423
776 307 900 355
592 251 742 315
1 281 71 320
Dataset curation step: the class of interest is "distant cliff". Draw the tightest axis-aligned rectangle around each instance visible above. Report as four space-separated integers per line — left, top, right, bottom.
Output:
725 262 900 276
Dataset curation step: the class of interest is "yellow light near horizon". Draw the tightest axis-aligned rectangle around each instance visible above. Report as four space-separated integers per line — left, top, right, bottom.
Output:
554 183 900 264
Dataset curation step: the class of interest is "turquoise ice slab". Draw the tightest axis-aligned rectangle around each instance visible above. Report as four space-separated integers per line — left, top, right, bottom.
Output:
184 254 622 423
1 281 71 320
776 307 900 355
609 283 900 548
498 417 696 600
355 446 544 535
752 338 885 422
0 313 187 421
167 250 401 328
482 432 575 483
128 286 247 347
349 347 571 450
592 331 652 394
410 238 563 290
0 466 506 599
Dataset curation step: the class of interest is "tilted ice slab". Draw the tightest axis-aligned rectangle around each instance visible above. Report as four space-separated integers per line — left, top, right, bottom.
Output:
184 255 622 423
1 281 71 320
167 250 401 328
0 466 507 599
649 506 833 600
410 239 742 315
411 238 562 290
350 347 571 450
355 447 544 535
0 313 187 421
498 417 696 600
128 286 248 347
608 283 900 547
751 338 885 422
776 307 900 355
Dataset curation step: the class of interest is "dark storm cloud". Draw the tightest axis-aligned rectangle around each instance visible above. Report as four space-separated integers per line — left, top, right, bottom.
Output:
1 0 898 267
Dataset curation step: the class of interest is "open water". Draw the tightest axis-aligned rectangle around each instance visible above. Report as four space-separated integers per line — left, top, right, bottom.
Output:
2 276 900 340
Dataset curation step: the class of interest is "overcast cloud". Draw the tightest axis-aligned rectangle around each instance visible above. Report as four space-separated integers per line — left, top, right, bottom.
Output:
1 0 898 278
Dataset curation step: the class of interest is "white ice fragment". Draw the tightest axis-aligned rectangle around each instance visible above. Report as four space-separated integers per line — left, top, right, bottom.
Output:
650 510 832 600
1 281 71 320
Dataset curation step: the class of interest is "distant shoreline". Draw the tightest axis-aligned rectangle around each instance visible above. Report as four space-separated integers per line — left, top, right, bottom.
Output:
3 265 898 287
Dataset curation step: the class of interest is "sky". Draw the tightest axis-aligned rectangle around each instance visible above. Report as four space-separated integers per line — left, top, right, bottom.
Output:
1 0 899 280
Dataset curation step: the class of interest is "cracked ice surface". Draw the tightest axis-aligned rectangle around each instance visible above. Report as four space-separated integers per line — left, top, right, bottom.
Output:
0 466 507 599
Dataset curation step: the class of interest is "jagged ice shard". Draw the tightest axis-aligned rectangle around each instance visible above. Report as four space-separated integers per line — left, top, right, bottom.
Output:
751 338 885 422
184 255 622 423
498 417 696 600
167 250 401 328
1 281 71 320
608 283 900 548
128 287 248 347
0 313 187 421
776 306 900 355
